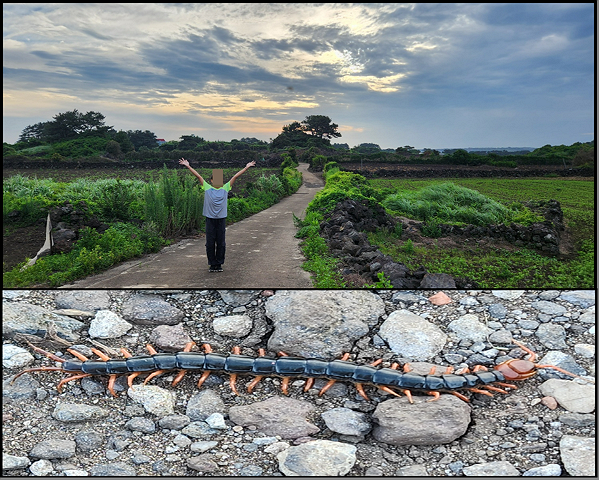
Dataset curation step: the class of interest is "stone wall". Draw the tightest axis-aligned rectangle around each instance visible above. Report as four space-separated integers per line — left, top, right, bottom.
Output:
318 198 566 288
342 166 594 178
319 199 466 289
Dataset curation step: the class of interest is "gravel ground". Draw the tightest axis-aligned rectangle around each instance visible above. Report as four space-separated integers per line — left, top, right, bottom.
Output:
2 288 595 477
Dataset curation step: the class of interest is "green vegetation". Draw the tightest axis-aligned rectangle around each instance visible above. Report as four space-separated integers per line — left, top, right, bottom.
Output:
295 168 593 288
369 177 595 288
294 211 346 288
383 182 544 227
3 165 303 287
3 222 164 287
4 108 595 288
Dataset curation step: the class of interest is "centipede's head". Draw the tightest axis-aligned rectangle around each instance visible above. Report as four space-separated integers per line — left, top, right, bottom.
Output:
495 358 538 380
494 341 594 384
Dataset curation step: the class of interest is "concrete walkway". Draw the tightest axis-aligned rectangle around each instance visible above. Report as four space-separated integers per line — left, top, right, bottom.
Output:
63 163 324 289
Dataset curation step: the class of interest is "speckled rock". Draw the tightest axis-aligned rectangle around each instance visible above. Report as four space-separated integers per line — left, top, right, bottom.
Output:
378 310 447 360
229 396 319 439
371 395 471 445
276 439 357 476
559 435 595 476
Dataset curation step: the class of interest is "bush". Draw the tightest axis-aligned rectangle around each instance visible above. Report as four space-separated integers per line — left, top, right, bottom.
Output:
52 137 108 158
105 140 122 157
310 154 328 170
3 222 164 287
384 182 522 226
143 168 203 237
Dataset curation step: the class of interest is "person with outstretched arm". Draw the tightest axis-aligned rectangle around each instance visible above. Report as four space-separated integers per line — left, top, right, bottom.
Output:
179 158 256 272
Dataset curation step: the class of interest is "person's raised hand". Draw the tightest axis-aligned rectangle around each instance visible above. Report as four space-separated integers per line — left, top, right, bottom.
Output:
246 160 256 168
179 158 189 167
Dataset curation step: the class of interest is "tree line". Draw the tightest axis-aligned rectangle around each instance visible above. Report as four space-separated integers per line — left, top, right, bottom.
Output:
4 109 594 168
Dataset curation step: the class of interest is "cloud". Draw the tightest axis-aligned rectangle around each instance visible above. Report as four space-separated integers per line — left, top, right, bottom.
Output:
2 3 594 148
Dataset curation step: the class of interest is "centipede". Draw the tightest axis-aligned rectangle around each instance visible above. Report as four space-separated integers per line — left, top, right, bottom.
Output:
10 340 593 404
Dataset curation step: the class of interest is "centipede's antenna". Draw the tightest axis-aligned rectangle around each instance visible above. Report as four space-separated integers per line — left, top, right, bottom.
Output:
512 340 595 385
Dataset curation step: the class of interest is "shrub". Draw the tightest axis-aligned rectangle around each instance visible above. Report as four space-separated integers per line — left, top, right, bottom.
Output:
52 137 108 158
143 167 203 237
383 182 539 226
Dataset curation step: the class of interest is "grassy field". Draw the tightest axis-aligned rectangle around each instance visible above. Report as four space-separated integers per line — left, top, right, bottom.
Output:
3 165 299 287
367 177 594 288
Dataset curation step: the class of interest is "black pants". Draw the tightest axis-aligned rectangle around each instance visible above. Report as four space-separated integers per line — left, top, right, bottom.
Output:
205 217 226 266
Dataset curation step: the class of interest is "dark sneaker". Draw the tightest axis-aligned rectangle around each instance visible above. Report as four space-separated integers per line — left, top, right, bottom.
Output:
215 265 223 272
209 265 218 272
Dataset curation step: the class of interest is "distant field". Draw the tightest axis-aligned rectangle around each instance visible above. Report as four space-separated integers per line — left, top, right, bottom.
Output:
367 176 594 288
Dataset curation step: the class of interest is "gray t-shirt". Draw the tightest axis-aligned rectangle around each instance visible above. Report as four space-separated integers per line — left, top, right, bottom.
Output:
202 182 231 219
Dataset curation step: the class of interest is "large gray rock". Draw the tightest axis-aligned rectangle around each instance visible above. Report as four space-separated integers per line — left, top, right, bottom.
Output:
276 439 357 476
378 310 447 360
372 395 471 445
3 301 84 342
266 290 384 358
559 435 595 476
228 396 319 439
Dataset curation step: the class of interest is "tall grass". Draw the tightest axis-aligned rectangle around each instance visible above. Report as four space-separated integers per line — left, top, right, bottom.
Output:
143 168 204 237
383 182 532 226
367 177 594 288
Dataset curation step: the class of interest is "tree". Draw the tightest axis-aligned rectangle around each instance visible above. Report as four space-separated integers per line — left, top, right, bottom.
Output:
178 134 205 150
105 140 122 157
282 121 303 134
301 115 341 140
353 143 381 154
42 110 112 142
127 130 158 150
114 130 135 153
18 122 48 142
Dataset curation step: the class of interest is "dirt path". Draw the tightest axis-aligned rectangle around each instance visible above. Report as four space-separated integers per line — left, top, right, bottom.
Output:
63 163 323 288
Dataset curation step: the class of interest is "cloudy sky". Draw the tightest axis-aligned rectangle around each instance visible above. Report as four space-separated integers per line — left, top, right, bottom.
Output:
3 3 595 149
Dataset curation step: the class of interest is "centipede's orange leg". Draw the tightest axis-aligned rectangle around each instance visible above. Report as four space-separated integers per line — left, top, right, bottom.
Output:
303 377 315 392
512 341 537 362
318 379 337 396
402 389 414 403
451 391 470 402
107 375 119 397
356 383 370 401
195 371 211 389
281 377 290 395
495 382 518 390
57 373 92 393
127 372 143 389
25 343 66 363
229 374 239 395
468 387 494 397
483 385 509 394
426 391 441 402
67 349 90 362
379 386 401 397
91 348 111 361
247 349 266 393
144 370 166 385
